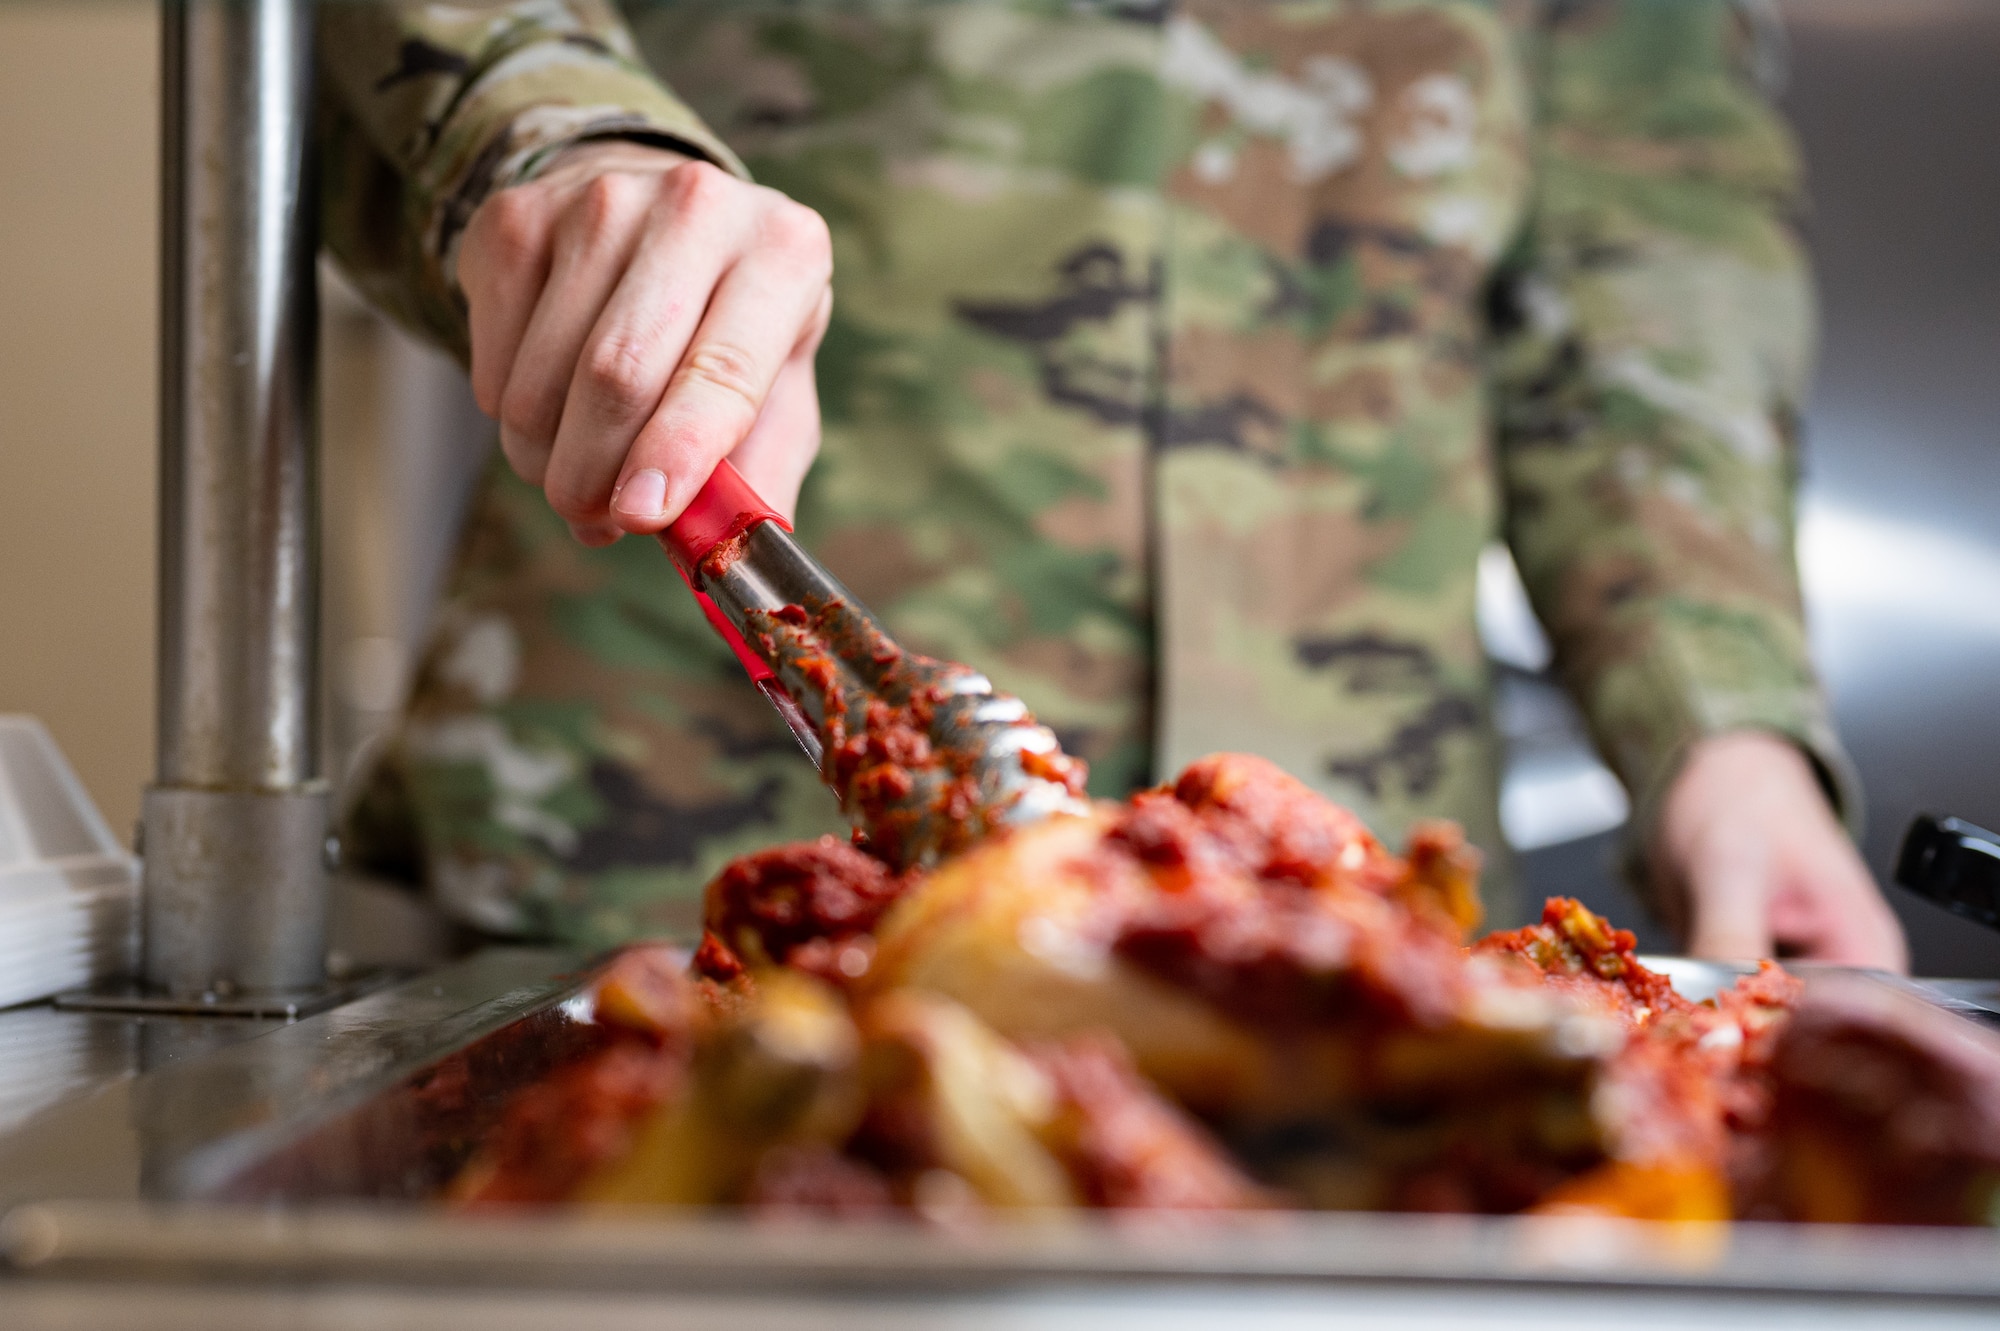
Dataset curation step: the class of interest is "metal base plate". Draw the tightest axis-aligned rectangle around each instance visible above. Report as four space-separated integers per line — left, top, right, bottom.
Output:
52 972 390 1021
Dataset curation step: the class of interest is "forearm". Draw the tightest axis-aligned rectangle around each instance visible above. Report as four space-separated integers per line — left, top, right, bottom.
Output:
1493 0 1854 849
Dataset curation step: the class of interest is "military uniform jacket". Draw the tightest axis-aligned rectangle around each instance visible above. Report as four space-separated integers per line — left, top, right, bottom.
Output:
322 0 1853 943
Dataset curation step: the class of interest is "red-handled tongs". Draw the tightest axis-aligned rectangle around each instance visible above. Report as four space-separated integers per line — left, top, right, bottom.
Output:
658 462 824 769
659 462 1088 869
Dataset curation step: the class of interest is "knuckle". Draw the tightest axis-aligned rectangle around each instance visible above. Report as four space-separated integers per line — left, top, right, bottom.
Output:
569 170 641 236
497 386 554 450
580 334 659 414
662 158 729 211
542 472 599 523
470 190 542 266
677 341 763 415
497 431 547 488
467 347 504 416
540 477 592 519
568 521 620 549
803 288 835 345
764 200 832 267
470 373 502 419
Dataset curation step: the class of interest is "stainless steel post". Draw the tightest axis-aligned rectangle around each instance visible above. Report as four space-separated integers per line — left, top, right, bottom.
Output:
143 0 326 998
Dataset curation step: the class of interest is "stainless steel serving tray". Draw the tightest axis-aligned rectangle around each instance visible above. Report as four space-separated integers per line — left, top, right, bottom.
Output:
0 948 600 1206
4 949 2000 1327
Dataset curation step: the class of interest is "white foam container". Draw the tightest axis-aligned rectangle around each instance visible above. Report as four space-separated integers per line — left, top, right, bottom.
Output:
0 716 137 1008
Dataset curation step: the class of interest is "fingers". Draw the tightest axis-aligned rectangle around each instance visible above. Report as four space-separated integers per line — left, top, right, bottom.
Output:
566 519 623 548
1670 809 1776 962
493 171 656 487
1793 906 1909 972
608 209 832 531
540 166 746 529
1685 871 1774 964
460 190 553 424
460 150 832 546
1682 817 1910 970
729 343 826 523
1860 909 1912 973
1768 843 1911 972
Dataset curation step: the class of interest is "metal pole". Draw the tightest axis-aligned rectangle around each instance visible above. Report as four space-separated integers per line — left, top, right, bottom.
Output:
143 0 327 998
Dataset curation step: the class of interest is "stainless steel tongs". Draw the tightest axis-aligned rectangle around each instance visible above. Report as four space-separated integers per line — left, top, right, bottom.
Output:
660 462 1088 870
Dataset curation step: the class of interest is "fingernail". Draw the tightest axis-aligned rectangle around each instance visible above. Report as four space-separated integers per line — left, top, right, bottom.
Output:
613 468 667 518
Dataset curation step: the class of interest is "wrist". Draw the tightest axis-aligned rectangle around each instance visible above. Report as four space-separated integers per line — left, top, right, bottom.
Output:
539 137 695 181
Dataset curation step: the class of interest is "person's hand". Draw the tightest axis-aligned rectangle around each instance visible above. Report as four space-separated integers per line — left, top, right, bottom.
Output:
1652 730 1908 971
457 140 833 545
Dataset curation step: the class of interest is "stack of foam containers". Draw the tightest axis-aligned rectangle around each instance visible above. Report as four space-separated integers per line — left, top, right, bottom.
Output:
0 716 138 1008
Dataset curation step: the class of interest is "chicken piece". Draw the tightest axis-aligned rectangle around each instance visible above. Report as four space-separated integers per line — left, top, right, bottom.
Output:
1713 961 1802 1068
576 969 864 1206
1279 1004 1726 1216
591 942 716 1039
863 808 1272 1114
1760 973 2000 1225
846 991 1265 1216
449 1043 689 1206
1168 753 1482 937
864 759 1721 1213
1028 1033 1267 1211
1474 902 1803 1112
1398 821 1485 941
1706 961 1803 1130
1475 900 1819 1219
450 945 703 1206
865 761 1513 1120
742 1143 896 1218
698 833 906 984
1669 970 1807 1222
1476 897 1686 1028
850 990 1078 1212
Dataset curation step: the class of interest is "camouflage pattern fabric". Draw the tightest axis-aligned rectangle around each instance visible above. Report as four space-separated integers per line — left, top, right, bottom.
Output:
318 0 747 362
326 0 1854 945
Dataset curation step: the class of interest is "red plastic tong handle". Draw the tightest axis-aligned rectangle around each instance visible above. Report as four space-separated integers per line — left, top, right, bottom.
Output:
659 460 790 685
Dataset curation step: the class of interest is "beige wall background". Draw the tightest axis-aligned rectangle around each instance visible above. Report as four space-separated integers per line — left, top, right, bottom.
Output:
0 2 157 837
0 2 491 843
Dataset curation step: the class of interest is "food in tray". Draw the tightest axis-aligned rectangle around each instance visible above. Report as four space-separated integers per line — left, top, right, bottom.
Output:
450 753 2000 1226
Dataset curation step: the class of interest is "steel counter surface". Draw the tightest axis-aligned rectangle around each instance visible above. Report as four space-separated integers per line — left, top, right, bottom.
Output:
0 948 593 1205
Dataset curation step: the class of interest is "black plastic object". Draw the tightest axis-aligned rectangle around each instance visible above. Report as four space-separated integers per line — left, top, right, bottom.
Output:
1896 814 2000 934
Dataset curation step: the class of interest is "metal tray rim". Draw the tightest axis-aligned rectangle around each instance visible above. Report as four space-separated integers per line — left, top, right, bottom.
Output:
6 1201 2000 1303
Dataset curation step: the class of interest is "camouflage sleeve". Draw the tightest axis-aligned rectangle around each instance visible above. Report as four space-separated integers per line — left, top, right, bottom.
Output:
316 0 748 359
1490 0 1861 845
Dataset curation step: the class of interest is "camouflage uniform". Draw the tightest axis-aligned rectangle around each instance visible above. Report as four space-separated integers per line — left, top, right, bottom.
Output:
324 0 1853 944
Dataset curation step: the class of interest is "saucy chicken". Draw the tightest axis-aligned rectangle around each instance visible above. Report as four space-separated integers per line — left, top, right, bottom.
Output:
453 754 2000 1226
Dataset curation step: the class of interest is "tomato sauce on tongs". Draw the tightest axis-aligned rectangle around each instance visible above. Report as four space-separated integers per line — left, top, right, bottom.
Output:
661 462 1088 869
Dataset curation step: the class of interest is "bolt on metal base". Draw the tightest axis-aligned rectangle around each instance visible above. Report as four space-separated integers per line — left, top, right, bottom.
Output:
53 975 386 1021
